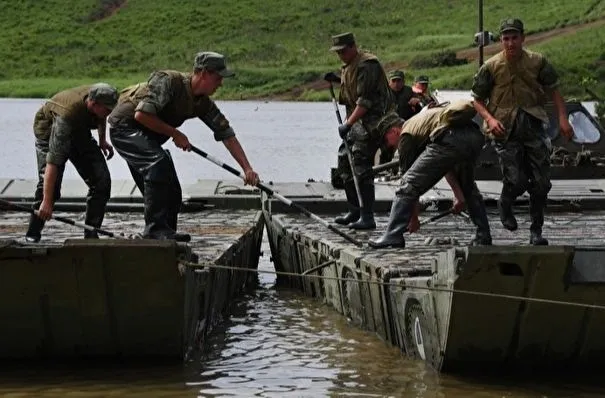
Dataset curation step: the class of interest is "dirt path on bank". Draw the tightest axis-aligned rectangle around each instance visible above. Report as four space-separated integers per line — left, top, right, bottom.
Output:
457 17 605 61
263 17 605 100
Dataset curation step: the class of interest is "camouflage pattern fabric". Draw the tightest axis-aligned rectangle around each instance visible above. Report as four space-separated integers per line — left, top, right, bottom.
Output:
493 110 552 201
336 122 378 185
27 134 111 239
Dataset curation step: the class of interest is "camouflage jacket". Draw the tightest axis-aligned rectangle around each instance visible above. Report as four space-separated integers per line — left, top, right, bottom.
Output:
471 49 559 140
33 85 102 165
108 70 235 144
338 51 399 139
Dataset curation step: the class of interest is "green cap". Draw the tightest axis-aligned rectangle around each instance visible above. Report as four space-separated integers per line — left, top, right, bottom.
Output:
329 32 356 51
388 70 405 80
500 18 524 34
415 75 429 84
89 83 118 110
194 51 235 77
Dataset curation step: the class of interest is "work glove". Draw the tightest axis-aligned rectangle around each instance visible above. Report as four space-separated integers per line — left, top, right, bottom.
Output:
324 72 341 84
338 123 351 140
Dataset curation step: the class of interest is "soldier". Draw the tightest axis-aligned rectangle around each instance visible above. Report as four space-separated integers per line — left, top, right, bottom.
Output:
472 18 573 245
328 32 402 230
368 100 492 249
25 83 118 243
108 51 260 242
388 70 418 121
411 75 437 108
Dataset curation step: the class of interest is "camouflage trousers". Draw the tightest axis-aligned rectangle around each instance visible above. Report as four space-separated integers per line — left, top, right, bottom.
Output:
336 123 379 185
395 126 485 202
493 112 552 201
27 134 111 239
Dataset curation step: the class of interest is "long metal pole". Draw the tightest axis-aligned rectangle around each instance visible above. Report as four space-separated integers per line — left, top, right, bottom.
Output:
478 0 484 66
327 83 364 208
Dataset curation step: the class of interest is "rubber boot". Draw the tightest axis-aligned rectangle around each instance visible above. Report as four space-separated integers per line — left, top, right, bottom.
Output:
368 196 412 249
25 213 45 243
498 195 518 231
334 181 360 225
466 192 492 246
529 195 548 246
348 182 376 230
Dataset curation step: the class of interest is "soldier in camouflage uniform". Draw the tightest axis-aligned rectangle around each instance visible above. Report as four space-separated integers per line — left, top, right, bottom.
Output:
108 52 260 242
472 18 574 245
411 75 437 108
328 32 403 230
25 83 118 243
369 100 492 248
388 70 418 121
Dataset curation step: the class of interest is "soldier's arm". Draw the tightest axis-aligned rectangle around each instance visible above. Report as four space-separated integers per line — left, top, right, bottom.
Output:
471 66 506 136
133 72 190 148
539 58 573 139
344 61 383 126
38 117 73 220
445 171 465 213
198 99 259 185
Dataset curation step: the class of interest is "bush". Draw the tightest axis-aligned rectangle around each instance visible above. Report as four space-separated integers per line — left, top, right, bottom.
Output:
410 50 468 69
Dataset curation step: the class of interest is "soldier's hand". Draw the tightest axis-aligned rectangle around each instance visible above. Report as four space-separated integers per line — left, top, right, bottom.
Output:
243 168 260 186
486 117 506 137
451 198 466 214
559 117 574 140
99 140 114 160
407 215 420 233
338 123 351 140
173 131 191 151
324 72 341 84
408 98 421 106
37 199 53 221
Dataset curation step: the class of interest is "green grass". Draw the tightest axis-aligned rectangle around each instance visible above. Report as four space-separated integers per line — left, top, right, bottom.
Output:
1 0 604 100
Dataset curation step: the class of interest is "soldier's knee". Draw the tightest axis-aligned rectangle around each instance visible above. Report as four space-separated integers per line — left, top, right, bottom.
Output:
95 175 112 201
395 182 421 200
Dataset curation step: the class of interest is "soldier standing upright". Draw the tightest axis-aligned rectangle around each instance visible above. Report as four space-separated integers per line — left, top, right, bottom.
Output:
328 32 402 230
108 51 260 242
25 83 118 242
472 18 573 245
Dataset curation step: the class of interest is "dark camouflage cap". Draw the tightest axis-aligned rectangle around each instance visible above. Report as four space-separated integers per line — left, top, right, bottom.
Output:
329 32 356 51
415 75 429 84
88 83 118 110
388 70 405 80
500 18 524 34
194 51 235 77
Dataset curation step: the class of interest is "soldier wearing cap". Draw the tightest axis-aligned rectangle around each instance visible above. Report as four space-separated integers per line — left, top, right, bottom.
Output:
471 17 574 245
411 75 437 108
369 100 492 249
388 70 418 121
328 32 402 230
108 51 260 242
25 83 118 242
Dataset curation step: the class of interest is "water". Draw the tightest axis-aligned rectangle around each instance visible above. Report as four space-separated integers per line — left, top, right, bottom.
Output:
1 97 605 397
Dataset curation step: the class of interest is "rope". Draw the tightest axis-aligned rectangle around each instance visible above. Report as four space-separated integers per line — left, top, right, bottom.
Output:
180 260 605 311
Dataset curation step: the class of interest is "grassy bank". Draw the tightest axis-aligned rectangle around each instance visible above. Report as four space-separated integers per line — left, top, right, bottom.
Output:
1 0 604 100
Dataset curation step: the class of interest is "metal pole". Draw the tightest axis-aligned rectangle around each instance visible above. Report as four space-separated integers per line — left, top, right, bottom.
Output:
478 0 484 66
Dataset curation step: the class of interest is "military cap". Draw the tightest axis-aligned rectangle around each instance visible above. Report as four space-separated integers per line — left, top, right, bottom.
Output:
500 18 524 34
388 70 405 80
194 51 235 77
89 83 118 110
330 32 356 51
415 75 429 84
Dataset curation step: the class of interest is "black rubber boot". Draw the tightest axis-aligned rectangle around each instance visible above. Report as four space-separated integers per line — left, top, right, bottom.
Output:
529 195 548 246
368 196 412 249
498 196 518 231
466 192 492 246
348 182 376 230
25 213 45 243
334 181 360 225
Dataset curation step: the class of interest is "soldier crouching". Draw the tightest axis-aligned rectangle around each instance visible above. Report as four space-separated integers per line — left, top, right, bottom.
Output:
368 100 492 249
